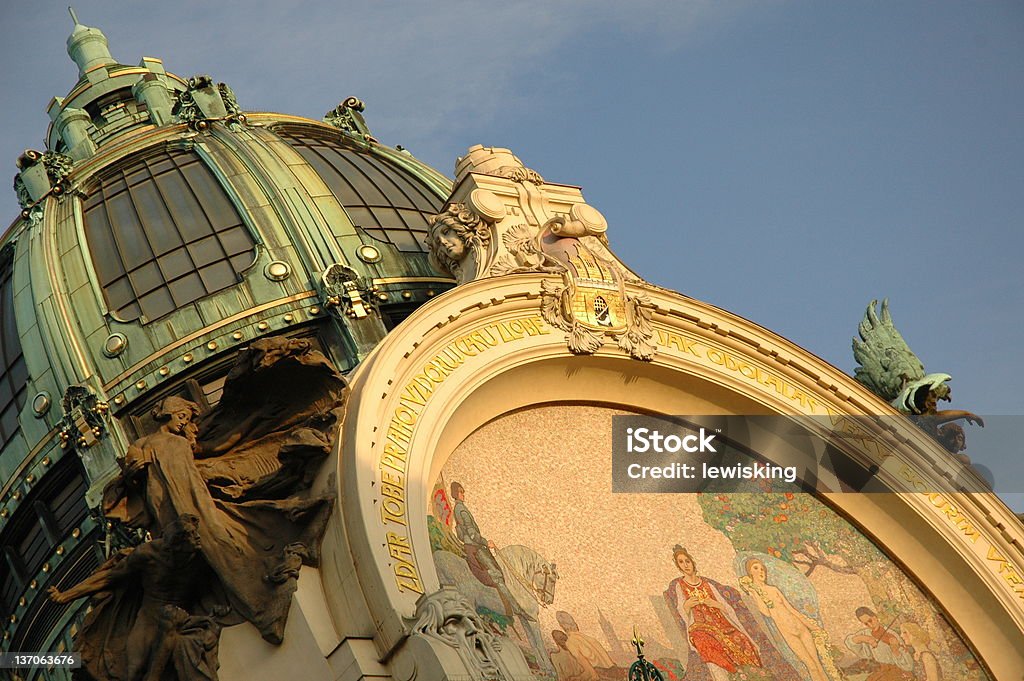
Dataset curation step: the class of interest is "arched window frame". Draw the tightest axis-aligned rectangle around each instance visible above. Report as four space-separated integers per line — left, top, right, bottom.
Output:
78 140 261 324
272 124 444 254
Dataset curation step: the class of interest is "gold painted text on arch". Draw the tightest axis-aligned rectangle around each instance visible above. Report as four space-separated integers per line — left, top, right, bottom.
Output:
377 315 550 593
657 329 821 413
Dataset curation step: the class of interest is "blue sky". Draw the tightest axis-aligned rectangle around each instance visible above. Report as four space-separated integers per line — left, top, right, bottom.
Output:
1 1 1021 506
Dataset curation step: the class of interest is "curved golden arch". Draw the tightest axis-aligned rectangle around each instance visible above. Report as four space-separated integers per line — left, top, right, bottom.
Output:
331 273 1023 677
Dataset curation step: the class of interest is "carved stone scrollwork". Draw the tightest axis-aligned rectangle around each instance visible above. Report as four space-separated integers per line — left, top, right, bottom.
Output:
173 75 246 131
433 145 655 360
324 96 377 143
13 174 32 211
14 149 74 215
57 385 109 451
492 165 544 185
321 263 377 319
407 587 508 681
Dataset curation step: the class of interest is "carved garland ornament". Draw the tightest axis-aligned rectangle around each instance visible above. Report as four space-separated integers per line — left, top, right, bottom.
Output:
12 174 32 210
491 165 544 185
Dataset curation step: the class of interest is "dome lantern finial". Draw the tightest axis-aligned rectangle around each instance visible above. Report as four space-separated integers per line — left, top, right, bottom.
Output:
65 8 115 78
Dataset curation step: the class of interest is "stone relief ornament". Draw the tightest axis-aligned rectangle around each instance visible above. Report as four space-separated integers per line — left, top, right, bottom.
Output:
323 96 376 142
52 337 342 680
537 216 656 361
853 299 984 462
14 149 74 211
408 587 509 681
321 263 377 319
426 203 494 282
57 385 109 451
173 75 246 131
431 144 656 359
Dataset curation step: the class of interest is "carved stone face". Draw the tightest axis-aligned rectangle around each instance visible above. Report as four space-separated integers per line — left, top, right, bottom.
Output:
169 515 202 552
164 408 200 452
436 224 466 261
167 409 193 435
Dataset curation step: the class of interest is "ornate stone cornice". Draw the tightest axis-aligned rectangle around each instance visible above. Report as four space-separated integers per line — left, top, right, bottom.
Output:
426 145 654 360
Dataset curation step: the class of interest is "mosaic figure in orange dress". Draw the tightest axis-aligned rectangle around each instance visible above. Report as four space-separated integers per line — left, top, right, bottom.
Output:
665 546 761 680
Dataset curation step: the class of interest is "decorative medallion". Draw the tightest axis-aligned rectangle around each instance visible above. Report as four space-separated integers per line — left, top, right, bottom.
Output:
264 260 291 281
102 332 128 357
31 391 51 417
356 244 382 263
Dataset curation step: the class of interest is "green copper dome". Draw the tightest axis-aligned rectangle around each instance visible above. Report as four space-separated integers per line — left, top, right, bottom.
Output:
0 15 454 666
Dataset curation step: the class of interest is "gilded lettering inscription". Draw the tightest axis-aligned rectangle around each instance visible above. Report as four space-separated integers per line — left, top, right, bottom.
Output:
377 315 550 592
656 328 819 412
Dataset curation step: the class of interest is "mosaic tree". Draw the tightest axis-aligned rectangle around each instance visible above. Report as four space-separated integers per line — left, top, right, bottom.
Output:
697 488 905 617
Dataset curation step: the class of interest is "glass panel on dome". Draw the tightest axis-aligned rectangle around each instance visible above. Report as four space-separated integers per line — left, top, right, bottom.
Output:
0 457 88 614
83 149 256 322
0 247 27 450
276 127 443 253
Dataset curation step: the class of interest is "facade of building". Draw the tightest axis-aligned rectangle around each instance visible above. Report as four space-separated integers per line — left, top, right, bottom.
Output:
1 16 1022 681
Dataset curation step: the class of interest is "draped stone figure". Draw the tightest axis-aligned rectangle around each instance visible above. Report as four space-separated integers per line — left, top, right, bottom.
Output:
52 337 343 680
